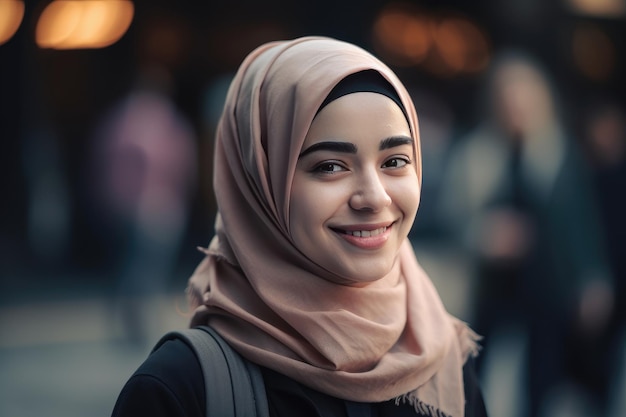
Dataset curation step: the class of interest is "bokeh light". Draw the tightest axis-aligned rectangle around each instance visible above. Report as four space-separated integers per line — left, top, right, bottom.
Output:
36 0 134 49
0 0 25 46
566 0 626 18
372 3 490 77
572 23 616 81
434 17 490 75
372 6 433 66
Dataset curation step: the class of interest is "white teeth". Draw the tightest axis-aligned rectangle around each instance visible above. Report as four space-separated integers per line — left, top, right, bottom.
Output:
346 227 387 237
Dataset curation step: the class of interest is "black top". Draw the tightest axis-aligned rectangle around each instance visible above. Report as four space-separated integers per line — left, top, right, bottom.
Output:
111 339 488 417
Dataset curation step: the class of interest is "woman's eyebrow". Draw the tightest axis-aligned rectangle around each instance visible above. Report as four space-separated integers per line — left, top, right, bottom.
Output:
379 135 414 150
299 141 357 158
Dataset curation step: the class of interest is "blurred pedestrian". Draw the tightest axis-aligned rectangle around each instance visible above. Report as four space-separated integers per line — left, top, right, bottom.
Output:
438 51 613 417
90 66 197 346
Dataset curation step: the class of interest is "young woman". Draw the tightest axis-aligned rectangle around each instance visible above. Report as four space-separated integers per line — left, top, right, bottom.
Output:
112 36 486 417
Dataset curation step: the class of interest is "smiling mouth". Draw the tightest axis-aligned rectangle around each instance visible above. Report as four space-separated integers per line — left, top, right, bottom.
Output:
331 223 394 250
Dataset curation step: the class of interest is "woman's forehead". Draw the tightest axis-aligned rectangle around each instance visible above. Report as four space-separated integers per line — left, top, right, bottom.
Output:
307 92 410 137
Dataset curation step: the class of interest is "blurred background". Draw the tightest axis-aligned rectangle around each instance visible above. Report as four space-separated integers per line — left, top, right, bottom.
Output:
1 0 625 416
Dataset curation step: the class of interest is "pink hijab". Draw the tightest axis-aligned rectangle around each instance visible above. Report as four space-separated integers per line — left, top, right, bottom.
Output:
188 37 479 417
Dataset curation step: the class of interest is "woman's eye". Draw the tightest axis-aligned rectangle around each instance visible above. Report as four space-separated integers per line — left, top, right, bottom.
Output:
313 162 346 174
382 157 410 169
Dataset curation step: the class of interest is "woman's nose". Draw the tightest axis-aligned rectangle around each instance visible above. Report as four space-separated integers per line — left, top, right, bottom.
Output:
349 171 392 212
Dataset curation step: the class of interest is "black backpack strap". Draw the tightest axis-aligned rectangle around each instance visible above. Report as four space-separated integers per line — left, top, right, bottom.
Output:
153 326 269 417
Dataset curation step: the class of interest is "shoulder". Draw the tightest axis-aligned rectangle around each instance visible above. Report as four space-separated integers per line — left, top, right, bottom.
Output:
111 338 204 417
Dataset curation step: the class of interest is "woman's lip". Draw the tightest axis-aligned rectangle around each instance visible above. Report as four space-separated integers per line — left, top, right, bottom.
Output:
331 223 393 250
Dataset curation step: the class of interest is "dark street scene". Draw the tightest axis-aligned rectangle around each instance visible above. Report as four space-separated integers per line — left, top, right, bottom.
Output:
1 1 625 416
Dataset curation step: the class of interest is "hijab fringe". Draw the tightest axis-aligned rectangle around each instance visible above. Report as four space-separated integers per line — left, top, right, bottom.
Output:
196 246 213 256
395 393 452 417
391 325 482 417
458 320 483 361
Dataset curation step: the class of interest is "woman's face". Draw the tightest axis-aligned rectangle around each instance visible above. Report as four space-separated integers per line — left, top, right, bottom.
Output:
290 92 420 283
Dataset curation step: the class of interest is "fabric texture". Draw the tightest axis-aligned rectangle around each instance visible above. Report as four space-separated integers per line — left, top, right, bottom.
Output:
187 36 480 417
